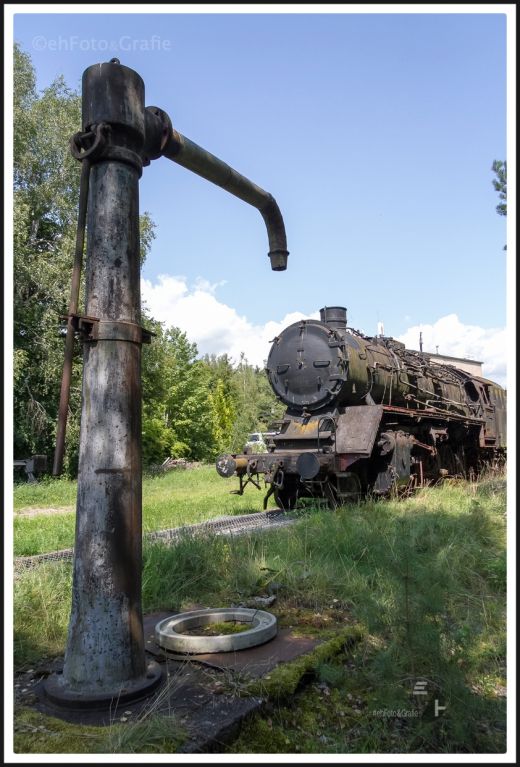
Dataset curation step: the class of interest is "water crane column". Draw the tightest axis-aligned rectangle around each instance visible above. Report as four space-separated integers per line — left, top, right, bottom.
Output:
46 59 289 707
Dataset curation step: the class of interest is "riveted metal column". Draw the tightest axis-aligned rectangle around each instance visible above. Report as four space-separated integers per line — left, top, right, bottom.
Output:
45 61 161 706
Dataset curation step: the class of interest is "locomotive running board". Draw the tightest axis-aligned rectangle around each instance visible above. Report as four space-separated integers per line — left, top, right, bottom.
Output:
381 404 483 425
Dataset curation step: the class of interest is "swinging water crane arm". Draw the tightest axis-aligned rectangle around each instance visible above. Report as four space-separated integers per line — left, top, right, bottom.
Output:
143 106 289 271
52 70 289 480
162 129 289 271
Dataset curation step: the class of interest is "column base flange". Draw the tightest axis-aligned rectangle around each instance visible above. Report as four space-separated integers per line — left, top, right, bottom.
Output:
42 660 163 710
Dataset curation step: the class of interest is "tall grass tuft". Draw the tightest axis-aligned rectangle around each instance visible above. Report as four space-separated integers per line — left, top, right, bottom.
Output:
13 477 506 752
14 563 73 665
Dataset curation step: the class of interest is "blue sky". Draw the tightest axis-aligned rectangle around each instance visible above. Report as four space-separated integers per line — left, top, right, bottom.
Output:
11 9 510 382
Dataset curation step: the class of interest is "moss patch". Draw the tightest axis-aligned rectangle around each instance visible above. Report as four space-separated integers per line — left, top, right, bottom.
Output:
230 637 507 754
13 706 186 755
246 623 366 699
182 620 251 636
14 707 106 754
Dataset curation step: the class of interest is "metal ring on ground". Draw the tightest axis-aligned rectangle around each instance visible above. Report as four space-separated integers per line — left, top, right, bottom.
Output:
155 608 277 654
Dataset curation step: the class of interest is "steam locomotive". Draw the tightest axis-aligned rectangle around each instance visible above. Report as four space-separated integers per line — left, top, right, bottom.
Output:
216 306 506 509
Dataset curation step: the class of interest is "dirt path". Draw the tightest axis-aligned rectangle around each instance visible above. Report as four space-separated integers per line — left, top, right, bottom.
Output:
15 506 75 518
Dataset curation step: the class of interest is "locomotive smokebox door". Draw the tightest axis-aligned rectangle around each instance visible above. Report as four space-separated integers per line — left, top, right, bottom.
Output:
266 319 348 411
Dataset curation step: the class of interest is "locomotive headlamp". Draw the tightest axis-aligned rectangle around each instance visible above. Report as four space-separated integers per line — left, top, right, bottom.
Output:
297 452 321 480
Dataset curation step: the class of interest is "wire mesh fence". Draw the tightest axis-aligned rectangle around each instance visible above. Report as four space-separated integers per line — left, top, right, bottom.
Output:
14 509 296 574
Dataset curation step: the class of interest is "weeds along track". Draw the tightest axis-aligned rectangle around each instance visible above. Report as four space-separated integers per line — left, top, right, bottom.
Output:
14 509 296 573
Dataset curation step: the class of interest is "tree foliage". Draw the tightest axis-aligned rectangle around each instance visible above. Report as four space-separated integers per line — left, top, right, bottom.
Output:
491 160 507 217
226 353 285 453
13 45 154 474
13 46 286 475
491 160 507 252
141 325 283 465
13 44 83 472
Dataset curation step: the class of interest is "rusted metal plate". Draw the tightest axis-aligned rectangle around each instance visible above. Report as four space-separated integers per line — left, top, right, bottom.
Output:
335 405 383 454
32 609 323 737
144 610 320 679
33 656 264 741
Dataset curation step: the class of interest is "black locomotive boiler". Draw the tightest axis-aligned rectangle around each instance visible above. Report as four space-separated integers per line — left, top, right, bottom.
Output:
216 306 507 509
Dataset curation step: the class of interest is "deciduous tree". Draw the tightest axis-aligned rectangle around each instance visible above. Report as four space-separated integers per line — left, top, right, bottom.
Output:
13 45 154 474
491 160 507 217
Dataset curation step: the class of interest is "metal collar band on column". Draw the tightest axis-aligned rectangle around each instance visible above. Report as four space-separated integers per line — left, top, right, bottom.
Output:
90 320 153 344
97 146 144 176
64 315 153 344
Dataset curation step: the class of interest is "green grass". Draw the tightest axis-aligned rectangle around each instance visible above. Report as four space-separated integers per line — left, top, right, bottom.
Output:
13 465 275 556
13 476 507 753
14 562 73 664
13 476 78 509
14 703 186 754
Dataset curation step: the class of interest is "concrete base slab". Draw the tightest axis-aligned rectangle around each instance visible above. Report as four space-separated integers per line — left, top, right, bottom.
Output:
27 608 323 753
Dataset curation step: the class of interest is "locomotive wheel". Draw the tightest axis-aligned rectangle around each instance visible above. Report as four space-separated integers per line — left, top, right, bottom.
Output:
335 472 362 506
274 481 299 511
324 481 340 510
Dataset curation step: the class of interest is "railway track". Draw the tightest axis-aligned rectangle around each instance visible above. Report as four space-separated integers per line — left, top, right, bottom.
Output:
14 508 296 573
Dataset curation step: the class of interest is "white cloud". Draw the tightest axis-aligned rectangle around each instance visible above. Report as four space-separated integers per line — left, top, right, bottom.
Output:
397 314 507 388
141 277 508 387
141 274 317 368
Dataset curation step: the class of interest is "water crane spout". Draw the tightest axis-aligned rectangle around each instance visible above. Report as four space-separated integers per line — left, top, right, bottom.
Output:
146 108 289 271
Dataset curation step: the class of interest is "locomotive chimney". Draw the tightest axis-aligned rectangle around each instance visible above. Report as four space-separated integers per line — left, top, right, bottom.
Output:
320 306 347 331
